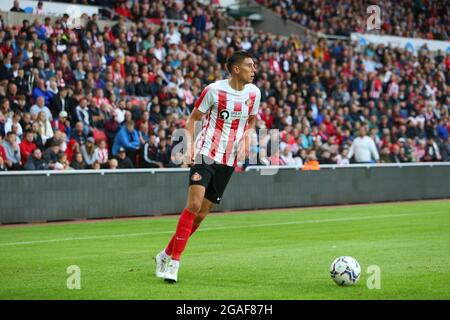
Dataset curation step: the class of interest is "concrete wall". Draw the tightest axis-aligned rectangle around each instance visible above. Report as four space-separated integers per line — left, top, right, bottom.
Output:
1 164 449 223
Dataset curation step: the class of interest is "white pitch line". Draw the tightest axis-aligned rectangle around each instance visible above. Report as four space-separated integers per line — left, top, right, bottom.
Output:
0 210 447 247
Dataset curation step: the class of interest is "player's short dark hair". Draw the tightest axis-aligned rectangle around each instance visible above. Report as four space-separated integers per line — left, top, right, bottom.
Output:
226 51 253 74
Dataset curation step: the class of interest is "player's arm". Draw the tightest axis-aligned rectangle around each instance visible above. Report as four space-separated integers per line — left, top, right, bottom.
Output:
238 89 261 162
184 108 205 163
237 115 257 162
185 85 214 163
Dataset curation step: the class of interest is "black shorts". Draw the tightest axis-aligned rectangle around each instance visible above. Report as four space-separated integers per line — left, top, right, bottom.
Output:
188 155 235 204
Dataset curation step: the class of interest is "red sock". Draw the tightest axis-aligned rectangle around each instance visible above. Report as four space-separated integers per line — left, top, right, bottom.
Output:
190 224 200 235
169 208 196 261
165 223 200 256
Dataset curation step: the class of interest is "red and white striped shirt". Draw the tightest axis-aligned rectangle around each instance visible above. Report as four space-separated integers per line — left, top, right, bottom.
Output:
195 79 261 167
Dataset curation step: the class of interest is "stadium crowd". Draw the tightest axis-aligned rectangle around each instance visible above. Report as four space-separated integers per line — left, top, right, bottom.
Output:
257 0 449 40
0 0 449 172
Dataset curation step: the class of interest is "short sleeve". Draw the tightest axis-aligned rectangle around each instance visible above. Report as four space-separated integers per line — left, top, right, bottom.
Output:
250 89 261 116
195 85 214 113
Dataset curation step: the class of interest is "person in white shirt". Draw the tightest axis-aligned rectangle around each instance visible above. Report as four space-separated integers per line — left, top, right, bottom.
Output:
336 148 350 165
348 126 379 163
155 51 260 283
280 145 296 165
94 140 109 166
33 1 45 15
36 111 54 145
30 96 52 121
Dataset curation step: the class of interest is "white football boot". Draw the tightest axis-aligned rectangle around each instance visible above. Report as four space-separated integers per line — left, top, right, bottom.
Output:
154 251 170 278
164 260 179 283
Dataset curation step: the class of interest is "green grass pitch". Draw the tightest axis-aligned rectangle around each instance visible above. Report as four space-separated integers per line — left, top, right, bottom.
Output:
0 200 449 300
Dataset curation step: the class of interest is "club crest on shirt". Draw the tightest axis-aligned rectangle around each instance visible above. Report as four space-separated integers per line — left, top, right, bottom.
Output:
191 172 202 181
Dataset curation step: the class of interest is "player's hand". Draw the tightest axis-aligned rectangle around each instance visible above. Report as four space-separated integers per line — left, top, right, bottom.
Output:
237 136 250 163
183 144 195 166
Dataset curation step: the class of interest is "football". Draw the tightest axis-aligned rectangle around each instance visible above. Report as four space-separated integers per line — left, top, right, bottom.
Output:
330 256 361 286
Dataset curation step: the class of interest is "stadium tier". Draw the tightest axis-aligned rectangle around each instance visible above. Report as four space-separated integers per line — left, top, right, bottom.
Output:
0 0 449 172
257 0 449 40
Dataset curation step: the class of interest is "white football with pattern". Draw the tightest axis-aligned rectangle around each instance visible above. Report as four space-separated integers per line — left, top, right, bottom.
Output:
330 256 361 286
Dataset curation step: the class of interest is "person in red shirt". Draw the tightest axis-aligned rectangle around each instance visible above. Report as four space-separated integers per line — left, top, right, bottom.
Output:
52 111 70 135
115 2 132 19
260 106 273 129
0 135 7 163
65 138 79 163
19 130 37 165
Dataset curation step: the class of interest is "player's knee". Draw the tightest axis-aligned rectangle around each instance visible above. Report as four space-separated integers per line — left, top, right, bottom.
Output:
186 200 202 214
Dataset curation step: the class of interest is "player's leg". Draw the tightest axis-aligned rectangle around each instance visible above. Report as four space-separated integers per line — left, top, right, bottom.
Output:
162 185 206 283
191 197 214 235
165 197 214 257
156 163 213 282
170 185 206 260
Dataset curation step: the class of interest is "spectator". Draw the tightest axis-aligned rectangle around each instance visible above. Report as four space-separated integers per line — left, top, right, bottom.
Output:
32 79 52 106
440 137 450 162
3 131 21 170
4 113 23 138
91 160 101 170
71 122 89 146
348 127 380 163
54 152 70 170
94 139 109 168
70 152 86 170
24 148 48 170
0 135 7 165
81 137 97 167
423 138 442 162
0 155 6 171
280 145 296 165
108 158 118 170
36 111 53 145
302 151 320 170
43 140 60 170
141 135 163 168
49 87 69 119
34 1 45 16
74 98 92 136
30 96 52 122
10 0 25 13
138 122 150 145
19 130 37 164
379 146 392 163
52 111 71 137
65 138 79 163
116 147 134 169
112 120 140 157
336 148 350 165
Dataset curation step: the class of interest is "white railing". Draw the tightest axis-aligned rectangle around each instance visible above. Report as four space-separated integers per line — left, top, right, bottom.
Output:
0 162 449 176
245 162 450 172
0 167 189 176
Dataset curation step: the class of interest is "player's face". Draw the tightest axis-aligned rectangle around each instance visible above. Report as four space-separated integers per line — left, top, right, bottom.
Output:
236 58 256 84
